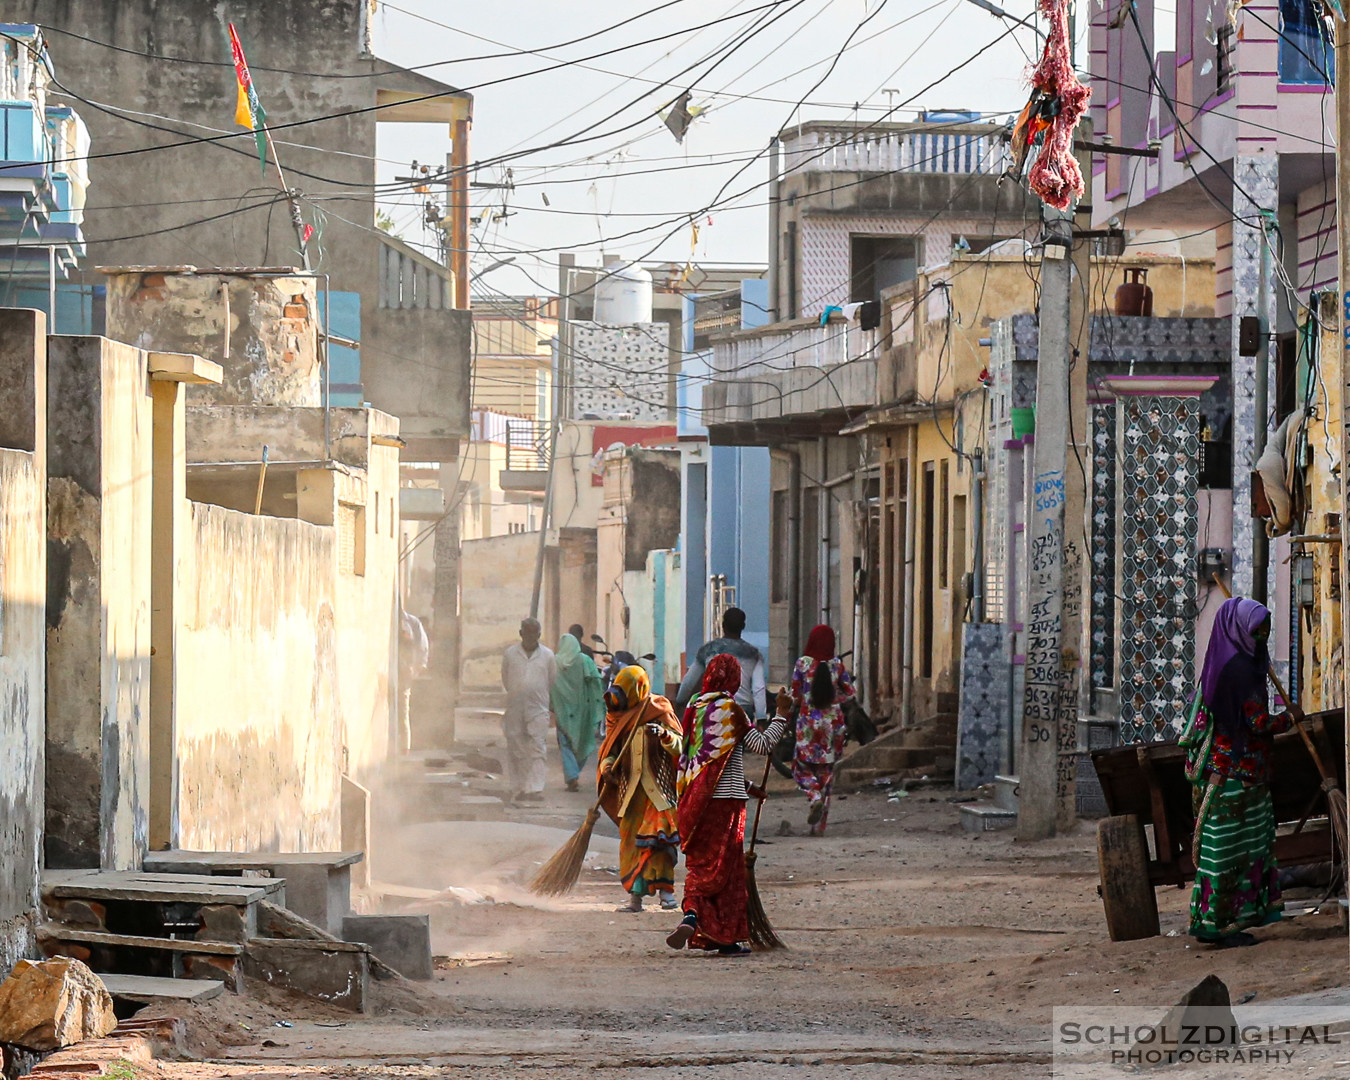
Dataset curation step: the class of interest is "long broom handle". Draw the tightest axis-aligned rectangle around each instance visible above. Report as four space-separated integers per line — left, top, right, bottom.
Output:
1211 574 1336 784
748 752 774 855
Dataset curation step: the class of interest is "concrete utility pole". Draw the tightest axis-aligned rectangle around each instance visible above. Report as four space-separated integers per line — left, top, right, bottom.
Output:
1017 125 1092 841
1335 13 1350 967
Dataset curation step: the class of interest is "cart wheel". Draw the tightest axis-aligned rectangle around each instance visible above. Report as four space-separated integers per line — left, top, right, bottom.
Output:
1097 814 1161 942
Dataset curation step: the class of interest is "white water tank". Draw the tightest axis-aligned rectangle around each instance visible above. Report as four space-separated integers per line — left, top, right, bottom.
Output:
593 262 653 325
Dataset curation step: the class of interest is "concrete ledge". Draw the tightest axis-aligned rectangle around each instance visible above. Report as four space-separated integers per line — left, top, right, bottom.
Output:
342 914 433 980
244 939 370 1013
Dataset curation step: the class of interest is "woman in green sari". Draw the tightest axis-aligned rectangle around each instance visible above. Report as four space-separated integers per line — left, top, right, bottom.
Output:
551 633 605 792
1179 597 1293 947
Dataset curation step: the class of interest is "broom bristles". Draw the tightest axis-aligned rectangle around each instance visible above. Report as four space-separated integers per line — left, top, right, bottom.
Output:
530 806 602 896
744 849 786 952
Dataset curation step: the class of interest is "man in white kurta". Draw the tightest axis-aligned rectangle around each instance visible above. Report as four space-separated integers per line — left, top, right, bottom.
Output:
500 617 555 803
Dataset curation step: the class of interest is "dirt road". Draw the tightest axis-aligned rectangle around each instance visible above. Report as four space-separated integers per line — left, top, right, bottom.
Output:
151 717 1347 1079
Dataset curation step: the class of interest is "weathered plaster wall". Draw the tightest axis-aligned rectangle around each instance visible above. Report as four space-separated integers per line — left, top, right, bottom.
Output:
332 442 401 796
45 335 152 871
14 0 472 448
0 310 47 978
175 502 343 851
104 271 321 407
460 532 538 691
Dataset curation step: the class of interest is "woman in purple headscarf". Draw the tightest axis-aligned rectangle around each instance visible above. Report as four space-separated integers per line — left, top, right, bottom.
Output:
1179 596 1294 947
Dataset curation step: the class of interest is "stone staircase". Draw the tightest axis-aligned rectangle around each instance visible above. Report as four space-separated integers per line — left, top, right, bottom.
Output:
957 774 1019 832
39 854 433 1016
834 710 959 789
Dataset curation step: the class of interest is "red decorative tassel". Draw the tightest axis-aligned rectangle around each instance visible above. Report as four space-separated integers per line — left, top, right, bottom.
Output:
1026 0 1091 210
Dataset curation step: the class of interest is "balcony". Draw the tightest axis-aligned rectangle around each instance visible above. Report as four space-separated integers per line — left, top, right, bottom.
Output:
499 416 549 492
701 315 878 445
781 121 1011 177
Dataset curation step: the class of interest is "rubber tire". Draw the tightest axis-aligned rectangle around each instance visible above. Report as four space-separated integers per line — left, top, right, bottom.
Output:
1097 814 1161 942
770 738 794 780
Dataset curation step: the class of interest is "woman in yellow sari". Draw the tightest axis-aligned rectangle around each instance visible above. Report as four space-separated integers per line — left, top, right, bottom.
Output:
597 665 683 912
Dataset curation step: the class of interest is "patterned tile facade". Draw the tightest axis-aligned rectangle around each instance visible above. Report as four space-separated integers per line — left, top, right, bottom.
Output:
1228 154 1278 599
797 214 993 312
956 621 1012 788
1116 395 1200 743
1089 402 1117 698
568 322 670 422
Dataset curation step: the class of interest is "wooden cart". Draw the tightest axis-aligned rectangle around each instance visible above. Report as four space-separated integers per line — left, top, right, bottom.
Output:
1091 708 1345 941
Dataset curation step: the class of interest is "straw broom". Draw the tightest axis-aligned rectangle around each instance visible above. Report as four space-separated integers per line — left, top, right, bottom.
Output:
745 751 787 951
1212 575 1349 860
530 719 643 897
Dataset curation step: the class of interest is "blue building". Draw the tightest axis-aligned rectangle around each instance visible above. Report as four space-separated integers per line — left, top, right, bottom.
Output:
679 277 772 678
0 26 93 332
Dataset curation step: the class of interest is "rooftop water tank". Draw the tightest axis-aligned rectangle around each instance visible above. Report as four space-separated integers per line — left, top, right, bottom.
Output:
593 262 652 325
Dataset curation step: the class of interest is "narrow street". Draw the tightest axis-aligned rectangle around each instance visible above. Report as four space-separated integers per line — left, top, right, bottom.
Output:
139 713 1346 1080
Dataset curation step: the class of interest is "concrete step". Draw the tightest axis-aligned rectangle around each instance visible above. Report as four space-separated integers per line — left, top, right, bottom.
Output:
98 974 225 1005
959 804 1017 833
994 775 1020 813
40 926 243 990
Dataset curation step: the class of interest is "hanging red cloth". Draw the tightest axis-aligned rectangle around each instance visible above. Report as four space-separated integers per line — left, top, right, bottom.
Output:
1024 0 1092 210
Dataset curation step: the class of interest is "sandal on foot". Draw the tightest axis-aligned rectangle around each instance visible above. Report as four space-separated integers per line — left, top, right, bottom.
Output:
617 898 643 913
666 914 697 949
717 944 752 956
807 801 824 826
1211 931 1257 949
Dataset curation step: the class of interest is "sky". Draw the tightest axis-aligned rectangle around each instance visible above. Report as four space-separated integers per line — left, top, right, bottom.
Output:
366 0 1051 297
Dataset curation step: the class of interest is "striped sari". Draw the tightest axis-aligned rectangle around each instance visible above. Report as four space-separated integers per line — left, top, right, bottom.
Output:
1188 777 1283 942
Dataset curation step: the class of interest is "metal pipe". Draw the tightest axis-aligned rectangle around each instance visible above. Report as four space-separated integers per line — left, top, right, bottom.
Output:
900 426 918 726
971 448 985 622
530 336 562 619
767 135 780 323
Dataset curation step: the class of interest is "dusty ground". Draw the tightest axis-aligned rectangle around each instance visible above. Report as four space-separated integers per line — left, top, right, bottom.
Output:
146 714 1349 1079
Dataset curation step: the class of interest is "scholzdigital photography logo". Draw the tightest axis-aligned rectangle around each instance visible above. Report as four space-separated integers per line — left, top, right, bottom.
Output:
1052 1003 1350 1077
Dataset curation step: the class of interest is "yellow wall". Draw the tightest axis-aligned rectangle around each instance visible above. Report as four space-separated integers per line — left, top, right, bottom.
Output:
873 253 1216 722
1301 293 1343 711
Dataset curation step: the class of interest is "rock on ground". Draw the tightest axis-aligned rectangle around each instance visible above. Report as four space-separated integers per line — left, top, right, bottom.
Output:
0 956 117 1051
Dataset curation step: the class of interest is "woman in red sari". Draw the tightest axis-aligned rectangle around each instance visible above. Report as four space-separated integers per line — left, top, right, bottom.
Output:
666 654 791 955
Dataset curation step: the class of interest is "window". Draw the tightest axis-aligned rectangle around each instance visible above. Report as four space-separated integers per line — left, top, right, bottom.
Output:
771 489 789 603
338 502 366 576
921 463 935 680
939 460 950 589
850 236 916 303
1279 0 1332 84
1215 22 1235 95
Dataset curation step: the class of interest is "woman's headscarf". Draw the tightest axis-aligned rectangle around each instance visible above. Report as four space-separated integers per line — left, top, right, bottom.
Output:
1181 596 1271 781
702 653 742 695
804 624 836 663
555 633 582 671
605 664 650 713
1199 597 1268 708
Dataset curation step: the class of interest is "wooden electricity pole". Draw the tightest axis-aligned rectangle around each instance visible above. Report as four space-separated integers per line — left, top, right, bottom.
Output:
1017 125 1093 840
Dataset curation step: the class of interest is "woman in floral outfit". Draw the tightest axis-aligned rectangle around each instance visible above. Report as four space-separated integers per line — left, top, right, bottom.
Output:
789 624 854 836
1179 597 1293 947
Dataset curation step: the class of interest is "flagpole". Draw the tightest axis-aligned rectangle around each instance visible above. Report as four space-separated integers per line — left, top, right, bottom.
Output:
261 126 310 272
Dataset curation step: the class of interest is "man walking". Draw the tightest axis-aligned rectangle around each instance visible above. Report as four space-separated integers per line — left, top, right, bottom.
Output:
675 607 768 720
501 617 555 805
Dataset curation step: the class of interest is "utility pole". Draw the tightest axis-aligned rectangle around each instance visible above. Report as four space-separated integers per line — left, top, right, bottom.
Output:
1017 123 1093 840
1334 10 1350 968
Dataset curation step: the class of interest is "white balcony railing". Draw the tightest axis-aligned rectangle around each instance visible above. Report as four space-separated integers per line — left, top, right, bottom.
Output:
781 123 1009 176
710 318 878 378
